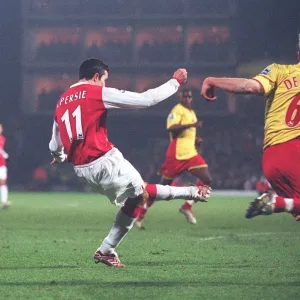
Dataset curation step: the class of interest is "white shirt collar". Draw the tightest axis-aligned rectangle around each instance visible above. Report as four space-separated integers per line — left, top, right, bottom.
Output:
70 81 90 88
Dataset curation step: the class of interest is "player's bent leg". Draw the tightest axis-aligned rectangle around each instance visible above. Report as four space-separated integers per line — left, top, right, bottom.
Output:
135 181 211 229
179 201 197 224
246 191 300 219
272 195 300 215
95 191 149 267
145 183 211 202
146 182 211 226
180 166 212 224
262 141 300 221
190 167 212 187
135 177 173 230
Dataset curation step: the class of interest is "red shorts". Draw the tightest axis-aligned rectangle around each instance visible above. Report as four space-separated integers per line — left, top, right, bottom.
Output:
159 154 207 180
263 138 300 198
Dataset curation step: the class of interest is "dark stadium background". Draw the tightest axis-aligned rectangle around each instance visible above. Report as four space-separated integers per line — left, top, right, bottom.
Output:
0 0 299 191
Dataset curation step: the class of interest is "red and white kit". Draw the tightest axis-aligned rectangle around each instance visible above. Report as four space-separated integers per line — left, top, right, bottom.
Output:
0 135 8 180
49 79 180 205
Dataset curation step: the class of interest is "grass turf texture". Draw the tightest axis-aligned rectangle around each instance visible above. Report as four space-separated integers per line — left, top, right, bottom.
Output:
0 192 299 300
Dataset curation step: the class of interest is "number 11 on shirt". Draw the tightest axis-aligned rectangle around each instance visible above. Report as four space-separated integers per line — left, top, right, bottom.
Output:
61 105 84 142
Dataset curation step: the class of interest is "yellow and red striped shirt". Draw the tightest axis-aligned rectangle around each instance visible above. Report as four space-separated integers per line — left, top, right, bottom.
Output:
253 63 300 148
167 104 198 160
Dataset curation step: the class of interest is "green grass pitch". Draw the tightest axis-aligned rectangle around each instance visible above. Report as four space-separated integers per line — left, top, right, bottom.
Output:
0 192 299 300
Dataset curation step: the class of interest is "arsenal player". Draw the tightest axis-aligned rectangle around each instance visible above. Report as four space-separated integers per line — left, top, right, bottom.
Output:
0 124 10 209
49 58 211 267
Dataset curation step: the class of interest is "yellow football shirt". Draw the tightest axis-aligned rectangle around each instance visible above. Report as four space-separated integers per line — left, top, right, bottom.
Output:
167 103 198 160
253 63 300 148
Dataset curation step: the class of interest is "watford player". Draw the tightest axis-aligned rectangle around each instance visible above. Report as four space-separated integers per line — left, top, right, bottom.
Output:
135 89 212 228
201 34 300 220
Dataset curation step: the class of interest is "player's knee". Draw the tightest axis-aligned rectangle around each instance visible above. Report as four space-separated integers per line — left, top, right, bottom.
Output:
204 176 212 186
0 179 6 186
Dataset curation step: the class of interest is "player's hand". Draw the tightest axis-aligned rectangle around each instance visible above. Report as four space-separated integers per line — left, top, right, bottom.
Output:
201 78 217 101
50 152 67 164
193 121 203 128
173 69 188 84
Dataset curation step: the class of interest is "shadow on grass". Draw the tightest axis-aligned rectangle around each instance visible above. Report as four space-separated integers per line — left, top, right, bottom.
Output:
129 261 256 268
0 265 78 270
0 281 299 287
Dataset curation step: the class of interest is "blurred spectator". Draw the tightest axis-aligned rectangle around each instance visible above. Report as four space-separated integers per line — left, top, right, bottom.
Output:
189 40 230 62
138 41 184 63
30 166 49 191
188 0 231 14
36 41 80 62
87 42 132 64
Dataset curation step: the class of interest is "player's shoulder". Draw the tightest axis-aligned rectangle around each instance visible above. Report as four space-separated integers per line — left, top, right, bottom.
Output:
256 63 291 83
171 103 184 113
259 63 281 75
260 63 296 76
282 63 300 74
270 62 297 73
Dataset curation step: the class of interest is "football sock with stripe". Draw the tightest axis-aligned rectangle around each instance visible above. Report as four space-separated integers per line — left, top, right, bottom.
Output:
273 196 300 214
99 198 141 255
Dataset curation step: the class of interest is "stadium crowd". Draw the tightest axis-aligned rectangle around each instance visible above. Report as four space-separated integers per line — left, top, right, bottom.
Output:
5 112 264 191
34 39 229 65
29 0 229 16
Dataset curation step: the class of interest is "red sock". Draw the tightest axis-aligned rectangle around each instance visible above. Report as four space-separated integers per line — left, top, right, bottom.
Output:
196 180 204 187
138 206 147 220
273 196 285 213
291 199 300 214
121 198 142 218
145 184 157 199
182 201 192 210
136 184 158 220
274 196 300 214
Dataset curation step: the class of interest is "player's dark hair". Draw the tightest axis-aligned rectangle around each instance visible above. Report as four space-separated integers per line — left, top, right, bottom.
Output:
79 58 109 80
180 88 192 95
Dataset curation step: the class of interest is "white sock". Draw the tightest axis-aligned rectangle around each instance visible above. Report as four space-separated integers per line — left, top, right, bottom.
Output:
283 198 294 212
98 210 136 255
155 185 196 200
0 185 8 205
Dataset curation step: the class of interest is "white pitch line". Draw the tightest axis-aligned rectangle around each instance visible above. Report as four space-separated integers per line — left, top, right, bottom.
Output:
198 232 285 242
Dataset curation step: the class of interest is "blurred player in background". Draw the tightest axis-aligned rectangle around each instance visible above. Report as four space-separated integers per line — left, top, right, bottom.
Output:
0 124 10 208
135 89 212 228
201 34 300 221
49 58 211 268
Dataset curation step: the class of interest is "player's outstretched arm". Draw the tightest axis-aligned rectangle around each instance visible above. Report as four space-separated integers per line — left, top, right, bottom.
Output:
201 77 264 101
102 69 187 109
49 121 67 163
